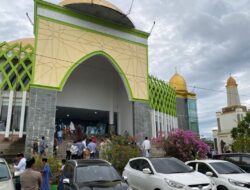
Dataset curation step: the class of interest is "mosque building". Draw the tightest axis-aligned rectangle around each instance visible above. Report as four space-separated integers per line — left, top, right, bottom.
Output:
169 72 199 134
213 76 248 153
0 0 184 155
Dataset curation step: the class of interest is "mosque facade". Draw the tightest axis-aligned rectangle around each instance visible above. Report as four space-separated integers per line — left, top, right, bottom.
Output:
213 76 248 153
0 0 183 155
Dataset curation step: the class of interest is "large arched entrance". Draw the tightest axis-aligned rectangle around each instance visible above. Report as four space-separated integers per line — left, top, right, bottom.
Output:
56 54 133 137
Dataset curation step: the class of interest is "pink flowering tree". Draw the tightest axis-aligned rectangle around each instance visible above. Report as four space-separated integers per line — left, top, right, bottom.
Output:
163 129 210 162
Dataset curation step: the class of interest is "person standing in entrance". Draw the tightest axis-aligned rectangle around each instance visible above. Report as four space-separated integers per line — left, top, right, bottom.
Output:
20 157 42 190
142 137 151 157
41 158 52 190
39 136 46 156
87 139 97 159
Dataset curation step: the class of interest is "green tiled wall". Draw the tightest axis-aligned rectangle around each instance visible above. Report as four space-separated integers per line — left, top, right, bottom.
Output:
0 42 34 91
149 76 177 116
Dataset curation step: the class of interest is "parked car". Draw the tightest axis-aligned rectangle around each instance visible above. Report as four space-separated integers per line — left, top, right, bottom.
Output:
213 153 250 173
122 157 215 190
62 159 131 190
186 159 250 190
0 158 15 190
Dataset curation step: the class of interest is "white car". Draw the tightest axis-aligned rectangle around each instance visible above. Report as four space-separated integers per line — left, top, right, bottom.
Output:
122 157 215 190
0 158 15 190
186 159 250 190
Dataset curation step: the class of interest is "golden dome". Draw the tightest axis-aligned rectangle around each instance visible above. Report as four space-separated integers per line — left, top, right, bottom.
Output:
226 76 237 87
8 38 34 46
169 73 187 92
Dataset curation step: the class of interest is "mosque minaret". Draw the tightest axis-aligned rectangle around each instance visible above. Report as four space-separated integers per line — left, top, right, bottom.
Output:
213 75 247 153
226 76 241 107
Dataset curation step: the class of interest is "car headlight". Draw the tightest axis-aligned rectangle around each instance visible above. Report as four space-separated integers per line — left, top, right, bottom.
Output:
228 179 247 187
165 179 185 189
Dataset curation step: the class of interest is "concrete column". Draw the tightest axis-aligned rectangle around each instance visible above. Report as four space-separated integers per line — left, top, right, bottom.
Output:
133 102 152 142
157 111 160 137
161 112 164 135
117 112 121 134
109 111 114 125
19 91 27 138
163 113 167 134
152 110 156 137
109 77 115 134
25 88 57 156
169 115 172 131
0 91 3 116
5 90 14 138
0 73 3 116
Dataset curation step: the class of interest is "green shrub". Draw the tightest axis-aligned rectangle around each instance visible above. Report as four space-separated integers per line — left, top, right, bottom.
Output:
101 135 141 173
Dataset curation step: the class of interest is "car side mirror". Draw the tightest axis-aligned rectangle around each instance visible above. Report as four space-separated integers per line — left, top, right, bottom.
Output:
205 172 213 177
189 166 194 170
63 178 70 184
142 168 152 174
123 176 128 182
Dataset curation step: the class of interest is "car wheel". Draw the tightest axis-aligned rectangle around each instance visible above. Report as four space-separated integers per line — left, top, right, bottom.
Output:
217 186 228 190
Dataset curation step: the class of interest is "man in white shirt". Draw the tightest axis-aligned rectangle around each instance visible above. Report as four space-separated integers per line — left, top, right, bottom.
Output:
142 137 151 157
14 153 26 173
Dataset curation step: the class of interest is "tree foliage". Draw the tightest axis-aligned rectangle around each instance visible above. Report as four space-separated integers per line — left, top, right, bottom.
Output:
231 113 250 152
101 135 141 174
163 129 210 162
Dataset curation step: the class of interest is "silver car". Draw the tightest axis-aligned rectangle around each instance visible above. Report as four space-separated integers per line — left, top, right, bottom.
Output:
0 158 15 190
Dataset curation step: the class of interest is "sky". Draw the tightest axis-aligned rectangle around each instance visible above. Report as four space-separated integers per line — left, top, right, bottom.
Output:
0 0 250 138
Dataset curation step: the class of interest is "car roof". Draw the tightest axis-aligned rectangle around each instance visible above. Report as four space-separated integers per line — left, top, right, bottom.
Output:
214 153 250 156
129 157 175 162
187 159 229 164
67 159 111 167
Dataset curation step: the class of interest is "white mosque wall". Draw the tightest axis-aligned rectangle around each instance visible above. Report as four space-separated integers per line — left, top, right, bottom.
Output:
216 109 246 153
217 110 246 133
151 110 177 138
117 78 133 135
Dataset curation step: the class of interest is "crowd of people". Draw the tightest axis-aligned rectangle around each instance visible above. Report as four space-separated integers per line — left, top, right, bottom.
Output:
65 136 112 160
12 134 151 190
14 153 53 190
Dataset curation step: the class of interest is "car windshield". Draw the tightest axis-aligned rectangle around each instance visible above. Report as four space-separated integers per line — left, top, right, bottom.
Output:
210 162 244 174
0 161 10 181
76 165 121 183
150 158 193 174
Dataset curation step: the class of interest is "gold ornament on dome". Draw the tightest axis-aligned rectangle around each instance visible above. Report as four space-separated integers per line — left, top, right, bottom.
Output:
226 76 237 87
169 73 187 92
